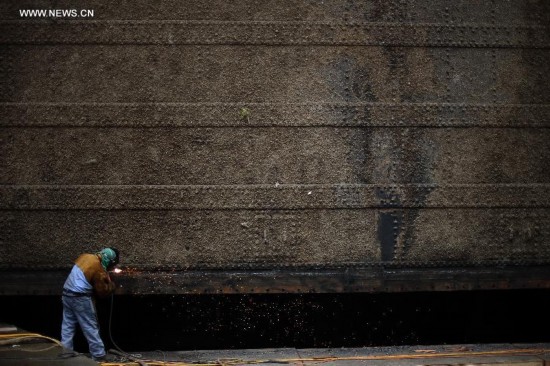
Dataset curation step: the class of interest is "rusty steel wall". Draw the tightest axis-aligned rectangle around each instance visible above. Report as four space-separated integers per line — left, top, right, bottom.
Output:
0 0 549 294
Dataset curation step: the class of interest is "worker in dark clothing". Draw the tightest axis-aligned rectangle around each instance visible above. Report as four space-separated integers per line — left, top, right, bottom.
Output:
61 247 119 362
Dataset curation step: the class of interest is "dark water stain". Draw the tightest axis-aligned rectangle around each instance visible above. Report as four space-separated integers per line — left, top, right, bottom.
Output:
329 56 377 102
330 55 377 184
394 129 436 260
347 128 373 184
378 212 402 261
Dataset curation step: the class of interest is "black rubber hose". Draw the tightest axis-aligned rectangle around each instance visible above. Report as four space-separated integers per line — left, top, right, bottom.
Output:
108 293 124 353
108 294 148 366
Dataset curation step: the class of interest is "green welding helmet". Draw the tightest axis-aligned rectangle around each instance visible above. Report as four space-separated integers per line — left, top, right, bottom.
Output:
98 247 120 271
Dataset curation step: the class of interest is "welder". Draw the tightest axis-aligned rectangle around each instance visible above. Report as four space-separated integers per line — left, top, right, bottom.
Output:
60 247 120 362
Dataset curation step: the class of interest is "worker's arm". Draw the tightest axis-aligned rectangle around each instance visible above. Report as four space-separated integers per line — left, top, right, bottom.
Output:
92 270 116 298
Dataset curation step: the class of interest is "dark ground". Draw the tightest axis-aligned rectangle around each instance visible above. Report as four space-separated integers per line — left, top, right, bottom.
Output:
1 289 549 352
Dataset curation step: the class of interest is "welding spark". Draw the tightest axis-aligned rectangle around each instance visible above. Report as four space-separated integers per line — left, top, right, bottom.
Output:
113 268 122 274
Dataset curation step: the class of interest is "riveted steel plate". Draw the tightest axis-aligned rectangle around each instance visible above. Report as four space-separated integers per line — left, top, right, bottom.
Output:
1 47 549 103
0 0 549 294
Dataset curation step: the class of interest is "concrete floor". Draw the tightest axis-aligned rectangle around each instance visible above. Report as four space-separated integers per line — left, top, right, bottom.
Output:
1 326 549 366
144 345 550 366
4 343 549 366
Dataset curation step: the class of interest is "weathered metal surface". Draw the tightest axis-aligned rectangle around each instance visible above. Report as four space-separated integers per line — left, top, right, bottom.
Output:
1 185 549 209
1 21 549 48
1 47 549 103
0 0 549 294
2 0 550 24
2 208 548 271
0 103 549 128
1 267 549 296
1 129 549 184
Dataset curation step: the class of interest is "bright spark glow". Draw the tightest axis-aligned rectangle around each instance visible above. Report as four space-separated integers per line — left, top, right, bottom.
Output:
114 268 122 273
